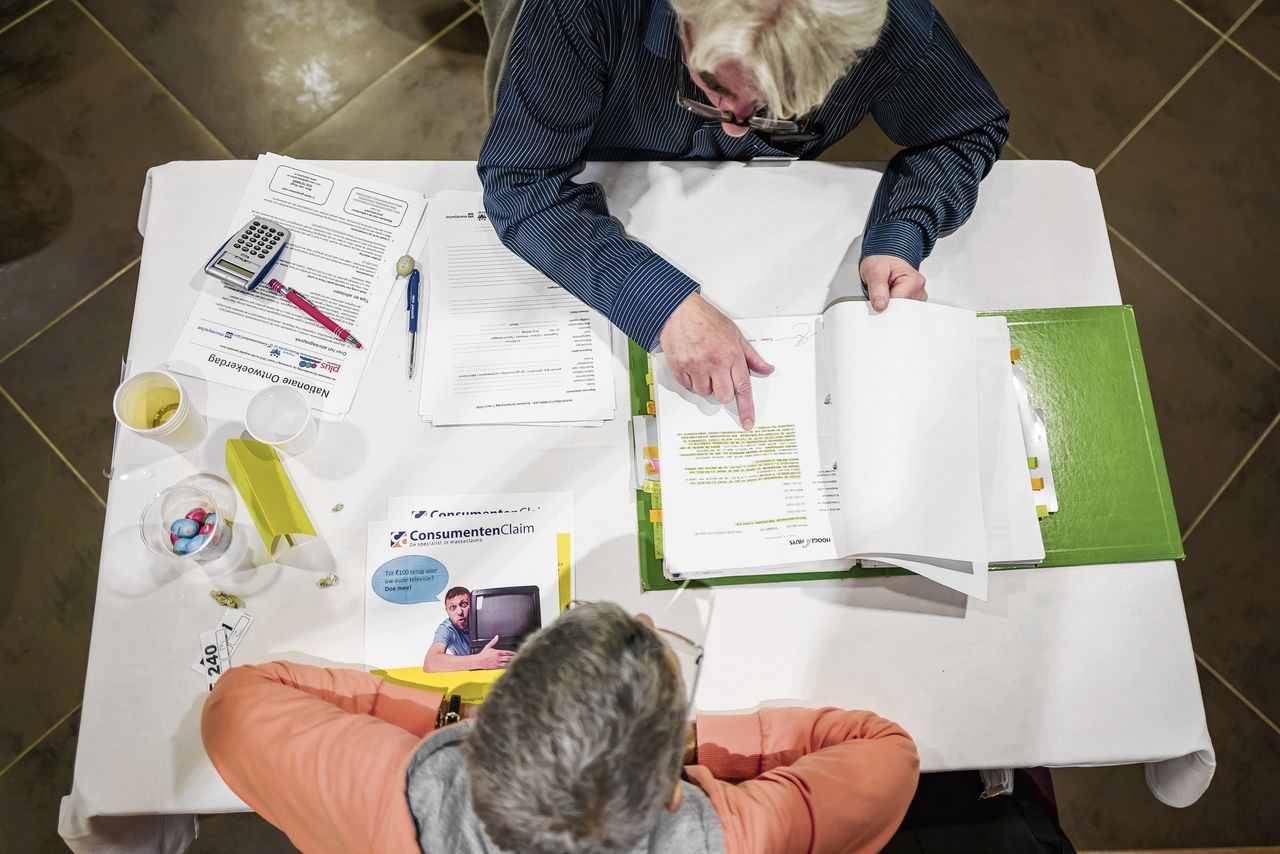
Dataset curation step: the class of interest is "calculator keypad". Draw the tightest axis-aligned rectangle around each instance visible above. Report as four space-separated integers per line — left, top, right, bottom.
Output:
237 221 285 260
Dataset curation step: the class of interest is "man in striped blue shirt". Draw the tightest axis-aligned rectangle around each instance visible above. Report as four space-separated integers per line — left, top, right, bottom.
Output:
478 0 1008 428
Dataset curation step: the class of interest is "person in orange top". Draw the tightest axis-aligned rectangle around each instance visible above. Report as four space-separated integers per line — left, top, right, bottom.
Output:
202 602 919 853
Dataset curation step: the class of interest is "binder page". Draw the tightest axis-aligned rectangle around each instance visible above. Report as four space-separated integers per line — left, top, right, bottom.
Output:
653 316 847 575
825 299 989 596
419 191 615 425
976 316 1044 566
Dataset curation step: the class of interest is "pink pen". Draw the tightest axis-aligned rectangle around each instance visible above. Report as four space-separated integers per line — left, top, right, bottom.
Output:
267 279 362 349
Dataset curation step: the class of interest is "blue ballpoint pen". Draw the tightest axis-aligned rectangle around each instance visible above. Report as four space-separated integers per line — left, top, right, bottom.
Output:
406 268 420 380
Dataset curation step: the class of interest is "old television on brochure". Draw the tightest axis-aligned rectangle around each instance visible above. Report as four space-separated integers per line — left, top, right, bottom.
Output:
468 585 542 653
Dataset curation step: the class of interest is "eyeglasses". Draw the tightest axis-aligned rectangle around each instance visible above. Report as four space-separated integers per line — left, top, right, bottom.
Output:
675 62 802 134
566 600 704 707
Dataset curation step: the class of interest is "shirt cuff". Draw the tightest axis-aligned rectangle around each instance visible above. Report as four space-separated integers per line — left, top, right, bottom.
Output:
861 219 926 271
611 255 700 351
695 712 763 782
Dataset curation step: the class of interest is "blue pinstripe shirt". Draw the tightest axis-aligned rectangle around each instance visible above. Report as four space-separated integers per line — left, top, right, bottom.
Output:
477 0 1009 348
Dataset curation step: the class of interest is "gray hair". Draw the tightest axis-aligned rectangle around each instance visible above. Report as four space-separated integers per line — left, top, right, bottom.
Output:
671 0 888 119
467 602 688 853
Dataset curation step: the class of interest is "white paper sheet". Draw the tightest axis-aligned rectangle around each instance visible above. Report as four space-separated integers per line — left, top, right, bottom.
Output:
169 154 426 417
418 191 615 425
975 317 1045 565
654 316 849 577
824 300 989 596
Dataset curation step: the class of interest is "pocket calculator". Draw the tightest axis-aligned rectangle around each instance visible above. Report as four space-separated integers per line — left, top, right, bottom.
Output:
204 218 292 292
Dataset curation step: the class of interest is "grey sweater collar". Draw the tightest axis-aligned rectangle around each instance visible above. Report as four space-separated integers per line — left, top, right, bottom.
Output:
404 723 725 854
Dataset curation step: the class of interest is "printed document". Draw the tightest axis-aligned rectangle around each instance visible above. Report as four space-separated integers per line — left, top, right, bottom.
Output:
364 510 560 674
655 300 1010 598
418 191 615 425
654 317 850 576
169 154 426 417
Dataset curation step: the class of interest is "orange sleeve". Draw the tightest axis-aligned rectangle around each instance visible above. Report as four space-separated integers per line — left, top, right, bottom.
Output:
206 660 446 736
685 707 919 854
202 662 442 853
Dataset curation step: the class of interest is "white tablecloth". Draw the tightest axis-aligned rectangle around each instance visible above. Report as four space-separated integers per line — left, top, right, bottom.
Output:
61 159 1214 852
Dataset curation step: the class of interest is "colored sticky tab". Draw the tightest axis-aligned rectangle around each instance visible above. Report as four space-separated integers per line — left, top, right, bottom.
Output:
642 479 661 495
225 438 317 556
556 533 572 610
646 400 656 416
645 373 653 385
643 446 659 459
649 508 663 524
652 522 664 560
1027 456 1039 469
1036 504 1049 519
1009 347 1022 362
1030 477 1045 490
645 459 660 475
650 492 662 510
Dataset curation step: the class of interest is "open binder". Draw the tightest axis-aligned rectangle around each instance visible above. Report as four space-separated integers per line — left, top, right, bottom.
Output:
631 304 1182 592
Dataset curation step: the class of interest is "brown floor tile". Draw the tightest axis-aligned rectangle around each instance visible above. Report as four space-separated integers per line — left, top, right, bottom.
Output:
1055 664 1280 848
193 812 295 852
0 401 100 768
818 116 901 162
1184 0 1255 30
933 0 1216 167
1180 427 1280 722
0 0 42 30
0 707 79 853
0 265 138 484
0 2 225 356
1099 44 1280 365
285 9 487 161
1112 236 1280 529
1233 0 1280 75
80 0 473 157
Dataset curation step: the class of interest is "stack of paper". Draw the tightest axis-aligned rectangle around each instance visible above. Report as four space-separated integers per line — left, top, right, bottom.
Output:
417 191 616 426
170 154 427 418
652 300 1045 600
1010 350 1060 519
363 493 573 701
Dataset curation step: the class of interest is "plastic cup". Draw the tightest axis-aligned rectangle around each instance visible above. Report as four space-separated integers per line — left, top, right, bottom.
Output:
112 370 204 450
140 485 231 562
245 385 317 454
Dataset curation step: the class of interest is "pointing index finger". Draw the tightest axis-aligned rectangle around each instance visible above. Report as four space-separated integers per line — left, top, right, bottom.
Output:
731 358 756 431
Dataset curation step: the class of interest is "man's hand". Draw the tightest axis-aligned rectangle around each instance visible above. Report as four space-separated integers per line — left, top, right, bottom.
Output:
474 635 515 669
860 255 927 311
658 293 774 430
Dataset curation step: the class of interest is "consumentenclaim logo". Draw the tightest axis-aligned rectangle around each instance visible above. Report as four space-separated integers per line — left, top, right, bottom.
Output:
389 531 409 548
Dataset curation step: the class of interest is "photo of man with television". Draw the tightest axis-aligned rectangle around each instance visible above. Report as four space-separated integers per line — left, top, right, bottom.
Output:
422 585 542 673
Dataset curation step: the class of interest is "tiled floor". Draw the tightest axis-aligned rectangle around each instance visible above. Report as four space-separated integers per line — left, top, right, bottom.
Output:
1 0 1277 850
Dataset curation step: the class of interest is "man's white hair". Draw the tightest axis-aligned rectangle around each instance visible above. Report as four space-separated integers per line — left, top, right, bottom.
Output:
671 0 888 119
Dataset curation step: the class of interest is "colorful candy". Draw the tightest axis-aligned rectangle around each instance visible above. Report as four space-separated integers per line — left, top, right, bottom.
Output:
170 518 199 538
169 507 218 555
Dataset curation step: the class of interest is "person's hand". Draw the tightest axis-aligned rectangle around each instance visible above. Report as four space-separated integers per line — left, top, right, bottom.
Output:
658 293 775 430
474 636 515 669
859 255 927 311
